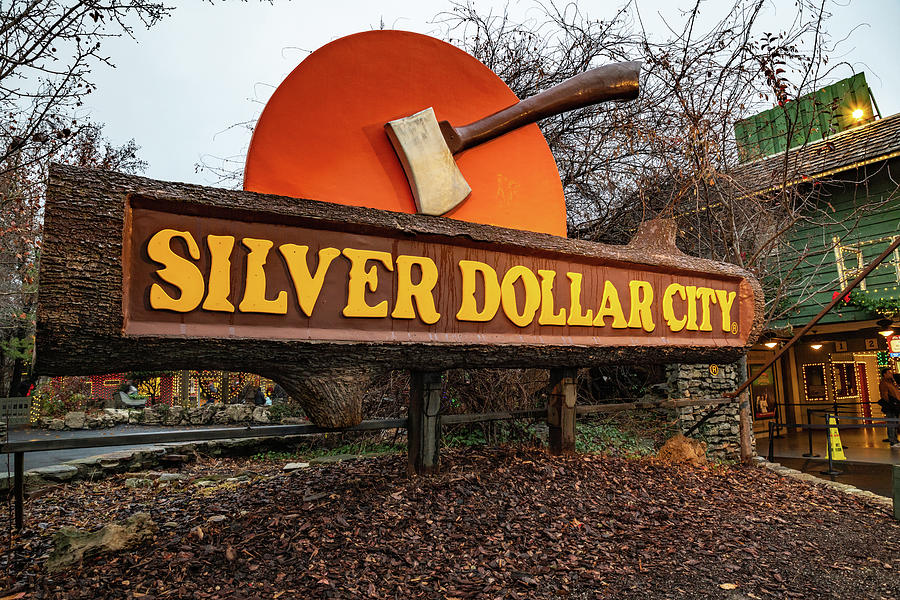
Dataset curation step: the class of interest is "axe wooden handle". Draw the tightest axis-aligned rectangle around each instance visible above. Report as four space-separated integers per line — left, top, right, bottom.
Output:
440 60 641 154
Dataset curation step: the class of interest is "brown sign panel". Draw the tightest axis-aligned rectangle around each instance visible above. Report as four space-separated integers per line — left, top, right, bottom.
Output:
124 199 751 349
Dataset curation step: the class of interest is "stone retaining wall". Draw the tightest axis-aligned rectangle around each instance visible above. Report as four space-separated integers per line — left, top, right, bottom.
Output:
0 434 315 490
37 403 306 431
666 362 754 460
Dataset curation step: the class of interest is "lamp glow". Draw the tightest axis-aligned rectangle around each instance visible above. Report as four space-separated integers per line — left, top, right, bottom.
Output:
852 108 864 120
879 328 894 337
810 343 823 350
764 341 778 348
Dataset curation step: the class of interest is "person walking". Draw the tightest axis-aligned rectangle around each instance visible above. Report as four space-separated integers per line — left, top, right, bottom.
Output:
877 368 900 448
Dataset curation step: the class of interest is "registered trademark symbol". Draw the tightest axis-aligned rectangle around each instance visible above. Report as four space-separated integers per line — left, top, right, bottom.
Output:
730 322 739 335
709 364 719 376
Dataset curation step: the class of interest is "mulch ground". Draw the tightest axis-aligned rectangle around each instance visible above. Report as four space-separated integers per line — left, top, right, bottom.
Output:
1 446 898 599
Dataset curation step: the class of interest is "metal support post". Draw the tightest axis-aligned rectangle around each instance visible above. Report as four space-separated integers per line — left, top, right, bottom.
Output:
14 451 23 531
767 421 775 462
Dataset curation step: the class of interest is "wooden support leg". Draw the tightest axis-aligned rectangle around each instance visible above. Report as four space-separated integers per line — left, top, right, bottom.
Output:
220 372 229 403
180 370 190 405
739 392 753 462
14 451 24 531
548 368 577 455
408 371 442 476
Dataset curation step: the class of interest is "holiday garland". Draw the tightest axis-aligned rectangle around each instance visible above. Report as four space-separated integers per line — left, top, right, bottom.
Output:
846 290 900 318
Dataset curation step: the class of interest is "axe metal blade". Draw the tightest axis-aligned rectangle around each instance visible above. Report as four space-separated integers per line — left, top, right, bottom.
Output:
385 107 472 216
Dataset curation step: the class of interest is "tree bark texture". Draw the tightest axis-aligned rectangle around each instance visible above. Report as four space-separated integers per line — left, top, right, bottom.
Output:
37 164 764 428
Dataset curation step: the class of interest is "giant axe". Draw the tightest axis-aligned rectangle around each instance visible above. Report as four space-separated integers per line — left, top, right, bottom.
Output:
385 61 641 216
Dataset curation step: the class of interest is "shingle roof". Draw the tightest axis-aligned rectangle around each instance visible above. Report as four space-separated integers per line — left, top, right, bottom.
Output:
732 112 900 194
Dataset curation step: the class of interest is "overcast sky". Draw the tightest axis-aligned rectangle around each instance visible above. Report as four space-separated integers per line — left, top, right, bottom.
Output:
83 0 900 186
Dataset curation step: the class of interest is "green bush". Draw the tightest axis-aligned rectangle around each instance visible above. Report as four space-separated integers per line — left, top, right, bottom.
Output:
575 421 656 456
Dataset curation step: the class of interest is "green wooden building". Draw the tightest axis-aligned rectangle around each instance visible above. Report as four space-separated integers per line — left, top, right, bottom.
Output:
733 104 900 435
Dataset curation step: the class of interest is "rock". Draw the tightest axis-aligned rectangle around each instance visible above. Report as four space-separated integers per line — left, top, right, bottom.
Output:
225 403 253 423
158 473 187 482
125 478 153 488
142 407 160 425
104 408 130 423
281 416 308 425
251 406 270 424
127 410 142 424
194 480 215 488
657 434 708 467
48 418 64 431
64 411 86 429
29 464 78 482
86 416 102 429
165 406 184 425
283 462 310 471
200 405 219 425
207 515 227 523
163 521 178 528
46 512 156 572
187 407 204 425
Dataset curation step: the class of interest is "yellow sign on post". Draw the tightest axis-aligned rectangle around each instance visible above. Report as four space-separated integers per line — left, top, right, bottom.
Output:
826 415 846 461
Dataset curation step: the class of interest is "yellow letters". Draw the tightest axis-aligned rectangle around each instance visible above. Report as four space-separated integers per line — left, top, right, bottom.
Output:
238 238 288 314
279 245 340 317
202 235 236 312
593 280 627 328
147 229 204 313
537 270 566 326
662 283 687 332
342 248 393 318
715 289 737 333
627 280 655 332
392 255 441 324
456 260 501 322
501 265 540 327
566 272 594 326
684 286 699 331
696 287 717 331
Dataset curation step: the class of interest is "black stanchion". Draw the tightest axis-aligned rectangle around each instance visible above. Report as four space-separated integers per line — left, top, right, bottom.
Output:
802 408 819 457
767 421 775 462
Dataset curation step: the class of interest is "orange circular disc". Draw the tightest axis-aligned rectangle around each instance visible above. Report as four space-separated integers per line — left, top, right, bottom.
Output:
243 30 567 237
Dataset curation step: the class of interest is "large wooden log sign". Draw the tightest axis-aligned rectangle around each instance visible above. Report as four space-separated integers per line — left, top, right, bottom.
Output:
37 165 763 426
36 32 763 428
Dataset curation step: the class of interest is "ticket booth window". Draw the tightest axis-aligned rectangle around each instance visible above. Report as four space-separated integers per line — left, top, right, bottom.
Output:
802 364 827 401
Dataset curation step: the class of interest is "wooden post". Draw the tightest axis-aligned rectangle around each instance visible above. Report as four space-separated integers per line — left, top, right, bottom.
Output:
14 451 24 530
408 371 442 475
220 371 229 403
548 368 577 454
180 370 190 405
739 392 753 462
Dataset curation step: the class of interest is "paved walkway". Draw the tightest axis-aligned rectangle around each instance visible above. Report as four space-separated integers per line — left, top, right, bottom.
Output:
3 424 243 471
760 426 900 464
758 425 898 498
